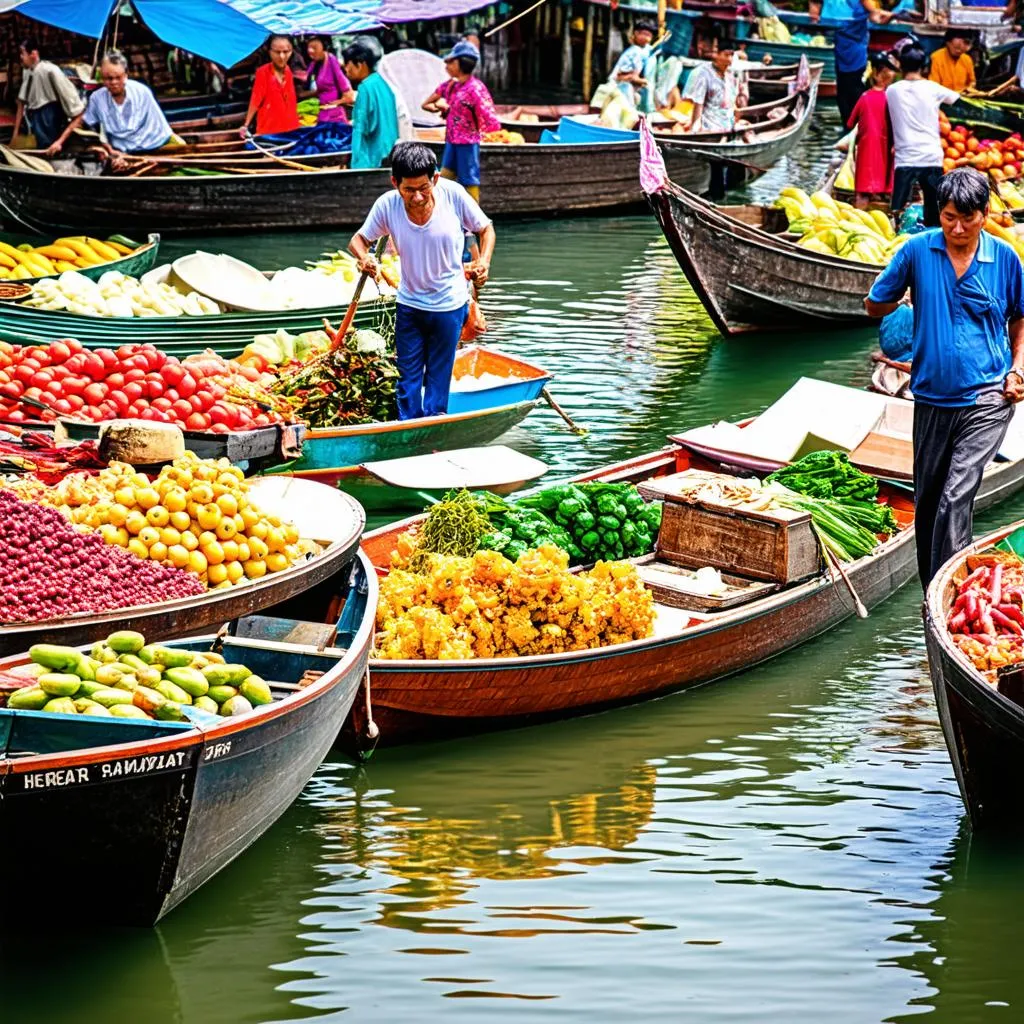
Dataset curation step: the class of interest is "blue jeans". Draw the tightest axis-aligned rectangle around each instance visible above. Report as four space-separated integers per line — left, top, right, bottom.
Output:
395 302 468 420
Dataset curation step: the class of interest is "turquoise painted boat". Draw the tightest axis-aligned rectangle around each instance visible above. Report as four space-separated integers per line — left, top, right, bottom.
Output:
741 39 836 85
0 296 393 359
265 347 552 507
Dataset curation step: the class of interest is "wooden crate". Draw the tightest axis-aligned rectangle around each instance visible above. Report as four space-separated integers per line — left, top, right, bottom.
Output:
648 471 821 584
635 559 780 611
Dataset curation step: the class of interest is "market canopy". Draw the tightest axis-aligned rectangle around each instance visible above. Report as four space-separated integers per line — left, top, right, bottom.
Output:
0 0 491 68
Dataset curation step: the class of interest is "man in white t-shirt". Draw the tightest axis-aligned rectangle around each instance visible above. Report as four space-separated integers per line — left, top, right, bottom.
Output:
349 142 495 420
887 46 959 226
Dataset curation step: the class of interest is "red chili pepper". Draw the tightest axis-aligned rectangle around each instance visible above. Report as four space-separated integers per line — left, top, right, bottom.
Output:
992 563 1003 606
998 603 1024 628
948 611 968 633
963 590 980 624
962 566 989 589
991 608 1023 635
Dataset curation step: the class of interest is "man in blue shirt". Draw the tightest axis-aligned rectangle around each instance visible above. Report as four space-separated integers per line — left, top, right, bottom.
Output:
829 0 893 128
865 167 1024 583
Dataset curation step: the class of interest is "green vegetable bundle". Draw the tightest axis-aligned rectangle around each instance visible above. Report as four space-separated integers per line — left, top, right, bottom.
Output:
771 488 897 562
414 489 506 566
766 450 878 502
479 482 662 564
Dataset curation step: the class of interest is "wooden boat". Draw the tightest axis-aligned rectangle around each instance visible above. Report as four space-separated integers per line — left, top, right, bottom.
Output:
747 60 832 101
0 553 376 926
0 125 712 235
925 521 1024 831
0 297 393 359
741 38 836 89
347 443 920 752
648 181 879 335
0 477 365 655
266 346 551 497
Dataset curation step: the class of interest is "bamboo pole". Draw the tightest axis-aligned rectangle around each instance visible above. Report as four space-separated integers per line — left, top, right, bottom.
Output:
485 0 549 38
560 7 572 91
658 0 668 36
582 5 595 100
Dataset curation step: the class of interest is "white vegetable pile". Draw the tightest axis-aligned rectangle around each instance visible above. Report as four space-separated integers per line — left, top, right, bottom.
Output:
23 270 223 318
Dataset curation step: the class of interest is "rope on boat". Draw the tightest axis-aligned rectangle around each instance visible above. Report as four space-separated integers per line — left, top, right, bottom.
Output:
361 664 379 757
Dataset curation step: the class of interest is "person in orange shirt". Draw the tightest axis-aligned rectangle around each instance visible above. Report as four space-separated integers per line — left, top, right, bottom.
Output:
928 29 976 93
241 35 300 137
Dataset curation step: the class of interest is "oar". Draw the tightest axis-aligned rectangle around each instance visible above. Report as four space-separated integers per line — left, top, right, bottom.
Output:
330 236 389 349
823 543 869 619
542 387 587 437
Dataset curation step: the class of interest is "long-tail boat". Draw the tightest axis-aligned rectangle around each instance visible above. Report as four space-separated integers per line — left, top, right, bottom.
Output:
0 553 376 926
925 521 1024 831
648 182 878 335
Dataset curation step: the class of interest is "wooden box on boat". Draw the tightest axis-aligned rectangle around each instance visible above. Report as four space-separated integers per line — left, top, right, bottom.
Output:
648 471 820 584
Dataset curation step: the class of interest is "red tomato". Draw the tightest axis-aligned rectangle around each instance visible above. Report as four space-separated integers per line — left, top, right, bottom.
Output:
123 382 144 402
50 365 69 380
14 365 35 385
152 396 173 412
145 379 164 399
44 380 63 397
209 404 235 427
83 382 107 406
106 372 125 389
83 354 106 381
124 368 146 384
0 382 21 400
254 414 271 427
185 412 210 431
20 357 40 372
66 394 85 411
109 390 129 413
171 399 193 421
65 339 83 354
61 377 86 398
49 341 72 364
164 388 180 402
95 349 118 369
160 363 185 388
116 344 136 361
27 347 50 367
129 354 149 371
176 373 197 398
6 410 25 423
65 353 87 374
144 348 166 371
187 394 206 413
52 398 72 415
22 387 42 402
209 422 230 434
137 407 155 421
29 370 54 389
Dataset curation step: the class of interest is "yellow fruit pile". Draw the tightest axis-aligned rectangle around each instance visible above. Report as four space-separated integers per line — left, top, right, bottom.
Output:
0 236 135 281
774 187 906 265
375 544 655 660
5 452 302 588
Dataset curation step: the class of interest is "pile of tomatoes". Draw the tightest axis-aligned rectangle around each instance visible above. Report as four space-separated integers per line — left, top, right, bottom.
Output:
0 340 280 433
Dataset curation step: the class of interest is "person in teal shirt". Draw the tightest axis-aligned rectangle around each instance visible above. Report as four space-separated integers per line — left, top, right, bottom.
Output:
343 38 400 170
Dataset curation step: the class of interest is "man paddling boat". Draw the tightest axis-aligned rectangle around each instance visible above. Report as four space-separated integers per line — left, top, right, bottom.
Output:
864 167 1024 583
349 142 495 420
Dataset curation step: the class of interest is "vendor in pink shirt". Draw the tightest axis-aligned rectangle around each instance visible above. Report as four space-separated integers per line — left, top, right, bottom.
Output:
422 40 500 202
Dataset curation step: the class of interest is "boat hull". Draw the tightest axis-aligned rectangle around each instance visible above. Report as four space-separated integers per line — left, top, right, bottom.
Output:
925 523 1024 832
0 137 708 235
0 555 375 926
649 185 878 335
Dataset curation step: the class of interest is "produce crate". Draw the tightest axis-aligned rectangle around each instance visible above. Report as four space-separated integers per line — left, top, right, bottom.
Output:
643 471 821 585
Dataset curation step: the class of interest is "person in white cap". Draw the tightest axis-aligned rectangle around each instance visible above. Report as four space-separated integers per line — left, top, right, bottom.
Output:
422 39 500 202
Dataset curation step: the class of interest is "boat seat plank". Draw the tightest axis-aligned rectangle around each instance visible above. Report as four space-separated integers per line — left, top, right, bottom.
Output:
231 615 338 650
361 445 548 491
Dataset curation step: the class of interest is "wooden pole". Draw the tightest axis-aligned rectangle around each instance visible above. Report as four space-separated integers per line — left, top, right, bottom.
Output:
582 5 595 100
560 6 572 91
658 0 667 36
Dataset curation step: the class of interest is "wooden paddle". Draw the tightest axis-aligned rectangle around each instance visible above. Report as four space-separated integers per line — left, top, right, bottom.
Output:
330 236 389 350
823 544 869 619
241 128 320 173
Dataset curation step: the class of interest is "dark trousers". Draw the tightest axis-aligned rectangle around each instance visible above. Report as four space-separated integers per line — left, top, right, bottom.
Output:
394 302 468 420
27 101 67 149
891 166 943 227
836 68 867 130
913 396 1014 584
708 160 729 201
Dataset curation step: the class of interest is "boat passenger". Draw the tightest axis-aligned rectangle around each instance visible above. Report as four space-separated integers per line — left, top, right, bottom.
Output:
11 38 85 156
846 52 898 208
607 20 657 113
349 142 495 420
887 46 959 227
829 0 894 129
422 40 501 203
682 46 738 200
928 29 977 94
343 38 401 170
304 36 355 125
242 35 300 138
864 167 1024 583
58 51 175 170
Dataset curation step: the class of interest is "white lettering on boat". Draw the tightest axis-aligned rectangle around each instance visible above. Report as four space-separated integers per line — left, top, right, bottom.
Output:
22 767 90 789
99 749 187 779
204 741 232 762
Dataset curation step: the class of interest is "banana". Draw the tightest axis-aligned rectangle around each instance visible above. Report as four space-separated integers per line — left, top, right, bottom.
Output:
868 209 895 239
810 190 840 214
33 244 78 262
84 237 121 262
0 251 16 270
103 240 134 256
55 238 107 264
54 260 78 272
22 253 55 276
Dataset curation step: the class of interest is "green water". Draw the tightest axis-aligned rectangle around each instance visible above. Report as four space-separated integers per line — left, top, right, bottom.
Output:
8 108 1024 1022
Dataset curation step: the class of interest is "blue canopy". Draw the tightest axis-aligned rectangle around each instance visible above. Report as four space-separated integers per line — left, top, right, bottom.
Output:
5 0 489 68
